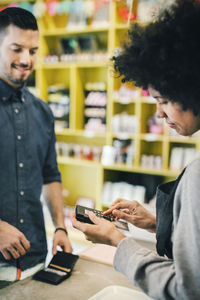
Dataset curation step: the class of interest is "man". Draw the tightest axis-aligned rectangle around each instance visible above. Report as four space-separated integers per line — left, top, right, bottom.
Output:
0 7 72 288
72 0 200 299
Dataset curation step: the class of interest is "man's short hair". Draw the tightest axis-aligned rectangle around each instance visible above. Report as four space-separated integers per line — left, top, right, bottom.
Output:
0 7 38 32
113 0 200 115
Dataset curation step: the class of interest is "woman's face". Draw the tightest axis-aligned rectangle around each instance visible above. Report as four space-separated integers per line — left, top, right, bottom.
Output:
149 87 200 136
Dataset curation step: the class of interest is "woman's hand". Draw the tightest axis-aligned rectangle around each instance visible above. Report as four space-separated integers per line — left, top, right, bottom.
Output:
104 199 156 233
72 212 125 247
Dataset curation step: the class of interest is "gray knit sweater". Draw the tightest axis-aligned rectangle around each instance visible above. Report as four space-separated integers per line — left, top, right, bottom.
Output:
114 156 200 300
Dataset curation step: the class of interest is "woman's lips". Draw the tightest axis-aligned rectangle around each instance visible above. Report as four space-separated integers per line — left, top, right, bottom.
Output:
167 121 176 128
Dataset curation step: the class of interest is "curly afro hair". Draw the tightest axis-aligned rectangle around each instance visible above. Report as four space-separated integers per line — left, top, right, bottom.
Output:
113 0 200 115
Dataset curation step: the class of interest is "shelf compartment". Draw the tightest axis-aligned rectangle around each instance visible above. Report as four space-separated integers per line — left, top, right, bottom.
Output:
114 0 137 27
114 28 129 49
168 142 197 171
41 29 109 65
40 68 70 99
113 102 135 115
74 67 109 131
139 140 163 170
103 169 163 203
58 161 103 207
140 102 158 134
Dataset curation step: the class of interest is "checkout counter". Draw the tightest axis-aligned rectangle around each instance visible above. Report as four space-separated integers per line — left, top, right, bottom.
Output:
0 257 152 300
0 218 155 300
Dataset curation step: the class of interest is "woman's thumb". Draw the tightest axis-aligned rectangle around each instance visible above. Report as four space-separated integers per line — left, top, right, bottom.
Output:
88 211 100 224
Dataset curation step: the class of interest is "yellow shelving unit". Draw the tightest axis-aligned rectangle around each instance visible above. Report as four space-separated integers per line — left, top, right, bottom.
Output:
0 0 34 4
2 0 200 210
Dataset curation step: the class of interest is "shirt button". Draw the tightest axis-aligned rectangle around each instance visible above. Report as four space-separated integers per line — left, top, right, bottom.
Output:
19 163 24 168
17 135 22 140
14 108 19 114
20 219 24 224
21 98 25 103
20 191 24 196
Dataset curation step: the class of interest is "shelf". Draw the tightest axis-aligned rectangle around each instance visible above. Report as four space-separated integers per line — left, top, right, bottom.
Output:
34 0 199 219
113 99 137 104
140 133 165 142
168 136 198 144
111 132 137 139
56 129 107 139
115 23 130 30
140 96 157 104
42 26 109 37
57 156 180 177
0 0 35 4
115 20 140 30
57 156 102 168
103 164 179 177
42 63 72 69
75 61 109 68
42 61 109 69
112 97 156 105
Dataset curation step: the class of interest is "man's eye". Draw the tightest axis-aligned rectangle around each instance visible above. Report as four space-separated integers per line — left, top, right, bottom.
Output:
30 49 38 55
13 48 21 53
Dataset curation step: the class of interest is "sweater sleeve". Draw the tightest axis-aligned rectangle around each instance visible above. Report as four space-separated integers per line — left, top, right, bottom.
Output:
113 157 200 300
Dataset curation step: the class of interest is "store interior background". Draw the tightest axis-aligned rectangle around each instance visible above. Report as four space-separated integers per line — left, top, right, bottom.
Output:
1 0 199 259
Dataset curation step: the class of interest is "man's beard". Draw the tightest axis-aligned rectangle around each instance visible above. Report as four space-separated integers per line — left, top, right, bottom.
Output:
6 72 28 87
6 63 32 87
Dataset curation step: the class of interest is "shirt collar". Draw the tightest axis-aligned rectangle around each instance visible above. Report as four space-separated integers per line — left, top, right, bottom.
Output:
0 79 25 103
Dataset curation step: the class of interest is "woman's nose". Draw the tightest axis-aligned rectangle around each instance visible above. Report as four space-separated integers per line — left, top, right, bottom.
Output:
156 103 167 119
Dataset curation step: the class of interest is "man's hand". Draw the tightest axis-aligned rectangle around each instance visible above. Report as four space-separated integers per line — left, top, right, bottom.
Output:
43 182 73 255
72 212 125 247
104 199 156 233
52 230 73 255
0 221 30 260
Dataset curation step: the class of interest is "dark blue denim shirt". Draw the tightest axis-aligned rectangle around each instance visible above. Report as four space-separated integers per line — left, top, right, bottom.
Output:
0 79 61 271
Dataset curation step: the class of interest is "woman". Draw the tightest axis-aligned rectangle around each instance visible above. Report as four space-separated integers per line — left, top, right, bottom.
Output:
72 1 200 299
